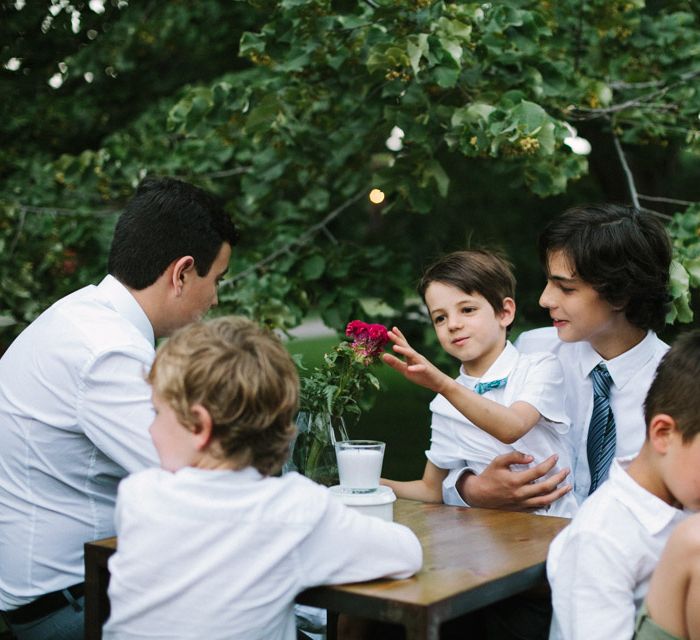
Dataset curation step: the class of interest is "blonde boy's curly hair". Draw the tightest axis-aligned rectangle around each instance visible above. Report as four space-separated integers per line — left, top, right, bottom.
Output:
148 315 299 475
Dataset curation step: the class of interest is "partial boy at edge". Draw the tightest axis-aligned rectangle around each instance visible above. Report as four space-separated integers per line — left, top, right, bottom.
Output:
548 330 700 640
634 510 700 640
102 316 422 640
381 249 577 518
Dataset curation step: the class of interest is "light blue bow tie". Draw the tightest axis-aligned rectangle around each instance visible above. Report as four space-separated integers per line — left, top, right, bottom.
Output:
473 377 508 395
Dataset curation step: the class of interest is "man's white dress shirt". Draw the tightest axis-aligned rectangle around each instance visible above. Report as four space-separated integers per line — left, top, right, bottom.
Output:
443 328 668 508
0 275 159 608
103 467 422 640
429 342 576 517
547 457 687 640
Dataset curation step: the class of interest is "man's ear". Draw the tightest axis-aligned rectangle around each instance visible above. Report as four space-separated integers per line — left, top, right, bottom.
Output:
648 413 678 454
498 297 516 328
190 404 214 451
171 256 195 296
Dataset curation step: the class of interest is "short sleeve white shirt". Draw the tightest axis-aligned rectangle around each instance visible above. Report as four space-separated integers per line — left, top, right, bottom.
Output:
103 467 422 640
547 457 687 640
0 276 159 608
516 327 668 503
429 342 576 517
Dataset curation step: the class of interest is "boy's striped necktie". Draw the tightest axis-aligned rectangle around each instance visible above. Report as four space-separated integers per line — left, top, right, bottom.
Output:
586 362 616 494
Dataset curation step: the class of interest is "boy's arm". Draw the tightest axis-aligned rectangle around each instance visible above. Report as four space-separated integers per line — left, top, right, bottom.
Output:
382 326 541 444
298 491 423 588
381 460 447 503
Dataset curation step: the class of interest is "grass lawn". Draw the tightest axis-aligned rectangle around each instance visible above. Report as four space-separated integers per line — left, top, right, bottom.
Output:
285 335 433 481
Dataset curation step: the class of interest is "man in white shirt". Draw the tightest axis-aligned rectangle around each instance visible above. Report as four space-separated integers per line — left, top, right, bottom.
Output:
0 176 238 640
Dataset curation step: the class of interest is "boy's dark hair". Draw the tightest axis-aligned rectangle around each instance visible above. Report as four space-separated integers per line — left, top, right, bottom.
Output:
644 330 700 442
148 315 299 475
418 250 516 316
108 176 239 290
538 204 671 332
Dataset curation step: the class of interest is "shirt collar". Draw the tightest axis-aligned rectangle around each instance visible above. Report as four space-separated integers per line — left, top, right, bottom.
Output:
97 275 155 346
577 331 659 390
458 341 517 387
609 456 685 534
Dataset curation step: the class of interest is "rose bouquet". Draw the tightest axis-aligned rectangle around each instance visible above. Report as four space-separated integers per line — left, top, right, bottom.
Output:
289 320 390 485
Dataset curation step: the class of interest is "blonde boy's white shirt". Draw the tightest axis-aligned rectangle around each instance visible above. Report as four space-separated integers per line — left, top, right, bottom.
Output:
547 457 687 640
103 467 422 640
515 327 668 503
431 341 577 517
0 275 159 608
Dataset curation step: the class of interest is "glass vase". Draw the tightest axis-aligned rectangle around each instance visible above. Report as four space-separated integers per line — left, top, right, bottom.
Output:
285 411 349 486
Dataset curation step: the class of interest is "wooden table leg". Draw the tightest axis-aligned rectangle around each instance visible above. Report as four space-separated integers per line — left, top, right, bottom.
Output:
403 610 439 640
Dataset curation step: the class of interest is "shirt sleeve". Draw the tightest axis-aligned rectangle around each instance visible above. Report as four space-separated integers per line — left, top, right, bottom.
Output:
442 466 472 507
78 348 159 473
513 353 570 434
297 496 422 588
549 529 636 640
426 412 467 470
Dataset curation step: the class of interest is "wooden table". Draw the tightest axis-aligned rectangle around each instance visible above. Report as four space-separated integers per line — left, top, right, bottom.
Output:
84 500 569 640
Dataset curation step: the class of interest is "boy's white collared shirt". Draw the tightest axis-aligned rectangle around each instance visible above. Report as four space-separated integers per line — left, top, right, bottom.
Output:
547 457 687 640
516 327 668 503
103 467 422 640
429 341 577 517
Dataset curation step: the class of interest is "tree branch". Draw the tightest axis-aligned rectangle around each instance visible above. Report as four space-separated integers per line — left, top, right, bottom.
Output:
220 187 368 288
0 202 120 217
612 133 640 209
8 209 26 257
638 194 699 208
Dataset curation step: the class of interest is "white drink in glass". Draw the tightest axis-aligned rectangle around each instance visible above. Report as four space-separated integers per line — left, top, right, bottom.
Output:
335 440 385 492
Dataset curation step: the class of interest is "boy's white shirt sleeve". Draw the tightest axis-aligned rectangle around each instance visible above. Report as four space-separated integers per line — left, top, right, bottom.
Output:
548 529 636 640
296 496 422 587
442 466 472 507
510 352 569 433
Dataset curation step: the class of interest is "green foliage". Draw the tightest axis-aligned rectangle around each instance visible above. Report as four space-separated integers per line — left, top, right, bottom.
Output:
2 0 700 347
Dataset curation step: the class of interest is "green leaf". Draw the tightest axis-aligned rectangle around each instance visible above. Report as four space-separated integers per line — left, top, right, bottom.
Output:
300 255 326 281
406 34 429 76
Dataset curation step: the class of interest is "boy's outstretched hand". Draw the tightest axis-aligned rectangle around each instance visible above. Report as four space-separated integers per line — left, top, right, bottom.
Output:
381 326 452 394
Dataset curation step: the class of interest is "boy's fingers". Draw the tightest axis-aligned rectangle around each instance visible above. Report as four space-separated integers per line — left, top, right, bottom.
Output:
392 326 406 340
381 353 406 372
521 484 572 510
521 484 571 511
490 450 535 469
517 454 560 484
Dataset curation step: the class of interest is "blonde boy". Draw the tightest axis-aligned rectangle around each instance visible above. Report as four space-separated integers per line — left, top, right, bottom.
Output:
548 330 700 640
102 316 421 640
382 250 576 518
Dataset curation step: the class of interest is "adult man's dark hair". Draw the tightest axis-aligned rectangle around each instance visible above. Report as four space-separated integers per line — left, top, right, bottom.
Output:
108 177 239 290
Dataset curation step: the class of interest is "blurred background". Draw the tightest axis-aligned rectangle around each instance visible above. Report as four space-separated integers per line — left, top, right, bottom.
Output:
2 0 700 481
